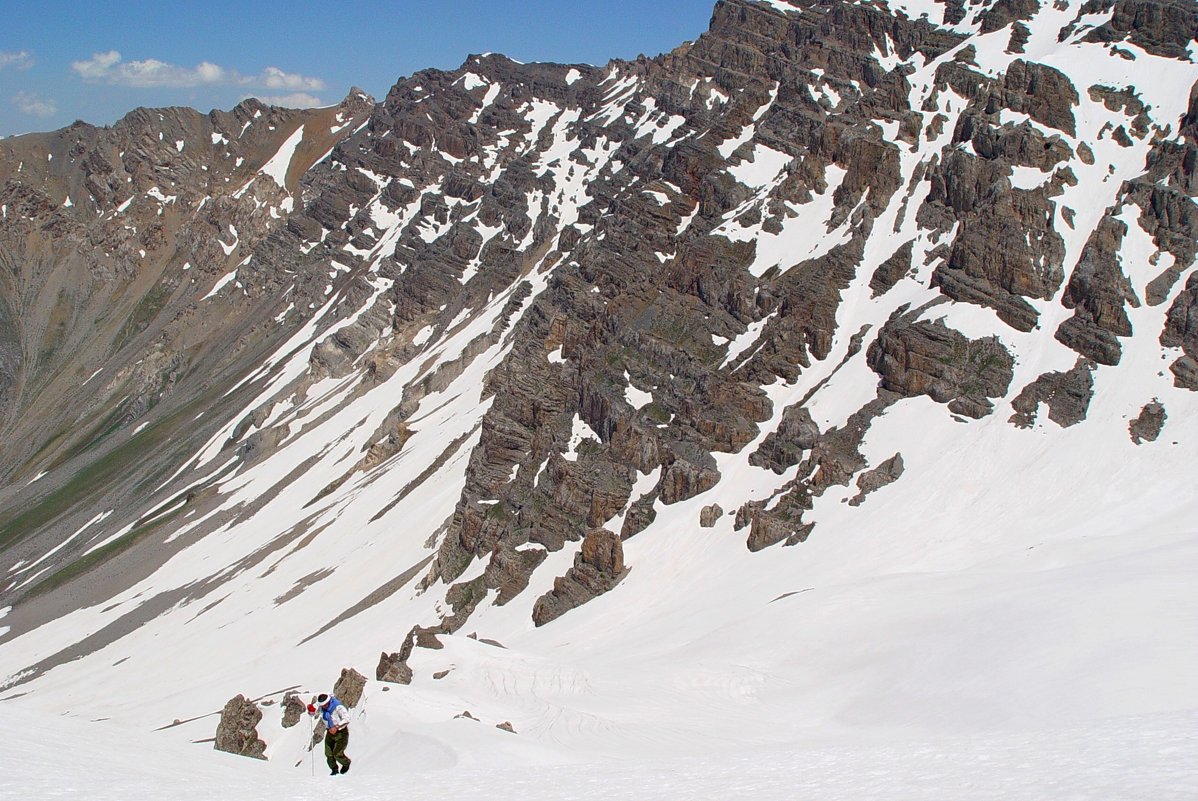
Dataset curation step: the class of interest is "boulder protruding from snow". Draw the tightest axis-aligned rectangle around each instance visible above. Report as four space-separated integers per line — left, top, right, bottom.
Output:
376 651 413 685
1129 401 1167 444
532 528 626 626
281 691 306 728
333 667 367 707
867 313 1015 419
848 453 905 506
377 624 444 684
214 694 267 759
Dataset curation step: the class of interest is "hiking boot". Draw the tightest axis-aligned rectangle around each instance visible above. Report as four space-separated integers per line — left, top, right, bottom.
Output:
329 768 339 776
340 759 351 774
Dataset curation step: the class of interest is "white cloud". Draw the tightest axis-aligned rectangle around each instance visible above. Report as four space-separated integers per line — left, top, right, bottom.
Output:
71 51 325 92
71 50 122 80
261 67 324 92
12 91 57 117
252 68 324 92
0 50 34 70
252 93 325 109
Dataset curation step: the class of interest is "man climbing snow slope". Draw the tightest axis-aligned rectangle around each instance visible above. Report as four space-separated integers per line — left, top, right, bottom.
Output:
309 693 352 775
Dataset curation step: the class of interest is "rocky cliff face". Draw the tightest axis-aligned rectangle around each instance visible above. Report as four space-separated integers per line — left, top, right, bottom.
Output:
0 92 373 604
0 0 1195 718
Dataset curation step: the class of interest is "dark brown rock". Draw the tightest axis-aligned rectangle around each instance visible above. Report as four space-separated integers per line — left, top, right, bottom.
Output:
750 403 820 474
747 512 802 552
1080 0 1198 60
867 310 1015 418
1162 271 1198 389
926 149 1066 331
659 443 721 504
869 241 913 298
998 60 1079 137
376 651 413 685
486 545 549 606
848 453 905 506
745 395 892 550
1008 359 1097 428
1006 22 1031 54
620 492 659 539
1129 401 1167 444
1170 355 1198 390
1056 216 1133 365
532 528 626 626
979 0 1041 33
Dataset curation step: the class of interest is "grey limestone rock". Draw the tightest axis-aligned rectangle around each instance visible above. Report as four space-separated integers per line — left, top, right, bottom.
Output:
333 667 368 708
214 694 267 760
281 692 306 729
700 503 724 528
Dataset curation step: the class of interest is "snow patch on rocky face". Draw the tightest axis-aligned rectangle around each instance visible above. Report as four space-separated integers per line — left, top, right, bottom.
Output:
259 125 305 189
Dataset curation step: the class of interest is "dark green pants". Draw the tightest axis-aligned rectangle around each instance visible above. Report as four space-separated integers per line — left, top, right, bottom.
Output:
324 727 350 770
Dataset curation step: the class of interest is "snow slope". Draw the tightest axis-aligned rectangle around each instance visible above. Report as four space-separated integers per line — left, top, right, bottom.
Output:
1 0 1197 797
6 707 1197 800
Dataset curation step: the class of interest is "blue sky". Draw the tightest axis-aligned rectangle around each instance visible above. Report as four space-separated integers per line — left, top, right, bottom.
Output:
0 0 716 137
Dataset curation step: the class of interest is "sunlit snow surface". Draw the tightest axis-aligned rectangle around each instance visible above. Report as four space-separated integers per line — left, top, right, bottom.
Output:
6 708 1197 800
259 125 306 190
2 0 1198 797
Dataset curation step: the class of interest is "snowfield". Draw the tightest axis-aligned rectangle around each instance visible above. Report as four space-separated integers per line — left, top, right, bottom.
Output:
4 474 1196 799
7 706 1198 800
1 0 1197 797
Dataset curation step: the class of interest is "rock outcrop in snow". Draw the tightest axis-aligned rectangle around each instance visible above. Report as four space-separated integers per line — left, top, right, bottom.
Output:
214 694 268 759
